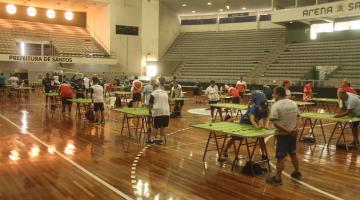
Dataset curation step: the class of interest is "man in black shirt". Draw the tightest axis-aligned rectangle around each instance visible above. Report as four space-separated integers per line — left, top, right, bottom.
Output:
42 73 52 108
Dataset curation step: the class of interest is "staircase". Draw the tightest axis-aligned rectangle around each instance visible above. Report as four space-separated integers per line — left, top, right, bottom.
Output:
247 41 287 82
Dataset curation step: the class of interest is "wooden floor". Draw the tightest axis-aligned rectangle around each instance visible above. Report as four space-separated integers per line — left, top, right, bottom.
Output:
0 91 359 200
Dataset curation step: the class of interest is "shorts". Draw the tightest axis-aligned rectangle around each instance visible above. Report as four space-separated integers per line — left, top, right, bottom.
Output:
133 93 142 102
175 100 184 106
275 135 297 159
208 100 218 105
61 97 72 105
153 115 170 129
76 93 85 99
232 97 240 104
94 102 104 111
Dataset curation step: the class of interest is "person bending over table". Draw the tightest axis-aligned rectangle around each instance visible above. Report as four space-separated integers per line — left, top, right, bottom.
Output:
91 77 105 124
58 81 73 113
171 81 184 116
266 86 301 185
205 80 222 121
335 90 360 148
222 101 270 158
148 79 170 145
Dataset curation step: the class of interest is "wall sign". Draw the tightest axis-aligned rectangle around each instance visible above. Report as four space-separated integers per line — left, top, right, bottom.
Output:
8 55 73 63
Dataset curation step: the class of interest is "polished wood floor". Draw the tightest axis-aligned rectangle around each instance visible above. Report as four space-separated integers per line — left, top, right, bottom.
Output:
0 91 359 200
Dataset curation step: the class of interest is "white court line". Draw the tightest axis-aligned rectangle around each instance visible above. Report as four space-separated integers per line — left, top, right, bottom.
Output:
264 135 344 200
0 114 134 200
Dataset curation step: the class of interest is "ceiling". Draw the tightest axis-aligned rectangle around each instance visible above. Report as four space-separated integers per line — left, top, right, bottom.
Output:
0 0 107 12
160 0 272 15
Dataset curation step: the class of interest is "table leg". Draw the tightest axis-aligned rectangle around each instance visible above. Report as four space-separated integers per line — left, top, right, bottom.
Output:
319 119 326 143
327 122 340 149
336 122 349 151
245 139 256 176
217 134 228 161
259 137 271 172
203 131 213 161
231 138 243 171
120 113 127 136
299 118 309 142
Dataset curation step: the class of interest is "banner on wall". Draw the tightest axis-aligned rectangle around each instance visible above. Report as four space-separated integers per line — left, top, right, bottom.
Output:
272 0 360 22
0 54 117 65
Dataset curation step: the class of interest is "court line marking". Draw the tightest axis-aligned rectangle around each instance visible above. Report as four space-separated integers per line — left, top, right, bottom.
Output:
0 114 134 200
130 127 191 199
264 135 344 200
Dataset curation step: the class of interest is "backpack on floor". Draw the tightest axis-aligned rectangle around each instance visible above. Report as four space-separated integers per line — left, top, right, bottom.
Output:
242 161 268 175
85 108 96 122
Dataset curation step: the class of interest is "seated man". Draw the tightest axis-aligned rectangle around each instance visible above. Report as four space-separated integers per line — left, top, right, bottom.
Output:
222 101 270 158
336 90 360 148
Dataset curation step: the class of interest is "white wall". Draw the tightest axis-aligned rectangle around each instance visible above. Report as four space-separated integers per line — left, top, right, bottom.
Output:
180 21 285 32
141 0 160 63
159 3 181 58
86 4 111 52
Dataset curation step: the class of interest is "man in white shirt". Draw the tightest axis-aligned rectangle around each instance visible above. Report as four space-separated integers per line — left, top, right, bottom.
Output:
83 76 90 98
8 74 19 89
336 90 360 147
148 79 170 145
205 80 222 121
91 77 105 124
267 86 301 185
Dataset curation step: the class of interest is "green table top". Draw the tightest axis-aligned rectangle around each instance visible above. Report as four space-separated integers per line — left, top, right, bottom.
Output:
16 87 32 90
112 107 150 116
210 103 248 110
311 98 338 103
192 122 275 138
268 100 314 106
300 112 360 123
67 98 93 104
113 91 132 95
45 92 59 97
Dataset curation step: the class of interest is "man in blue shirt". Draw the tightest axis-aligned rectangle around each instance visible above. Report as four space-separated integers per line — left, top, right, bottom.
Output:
0 73 5 88
222 101 270 158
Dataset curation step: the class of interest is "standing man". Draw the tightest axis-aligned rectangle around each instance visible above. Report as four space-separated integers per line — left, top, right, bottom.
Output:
131 76 143 107
303 82 313 101
236 77 247 102
336 90 360 148
8 73 19 96
205 80 222 121
42 73 52 108
266 86 301 185
143 78 155 107
171 81 184 117
83 76 90 98
148 79 170 144
0 73 6 95
91 77 105 124
58 81 73 113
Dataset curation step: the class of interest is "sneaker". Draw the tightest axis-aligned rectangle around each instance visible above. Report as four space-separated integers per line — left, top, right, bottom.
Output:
222 151 228 158
266 176 282 185
155 139 164 145
146 140 154 144
291 171 302 179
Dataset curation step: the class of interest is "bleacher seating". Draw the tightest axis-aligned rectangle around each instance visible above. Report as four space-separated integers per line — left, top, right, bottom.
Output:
263 40 360 81
0 19 108 57
162 28 286 82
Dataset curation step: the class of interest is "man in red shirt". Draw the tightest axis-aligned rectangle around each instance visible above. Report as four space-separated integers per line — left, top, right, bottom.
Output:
303 82 313 102
229 84 240 104
58 81 74 113
236 77 247 101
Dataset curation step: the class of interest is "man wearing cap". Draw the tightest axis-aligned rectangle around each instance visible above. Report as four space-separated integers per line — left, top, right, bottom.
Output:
336 90 360 148
148 79 170 144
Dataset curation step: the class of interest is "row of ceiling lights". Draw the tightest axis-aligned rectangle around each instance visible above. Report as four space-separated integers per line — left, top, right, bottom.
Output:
5 4 74 21
181 2 246 13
